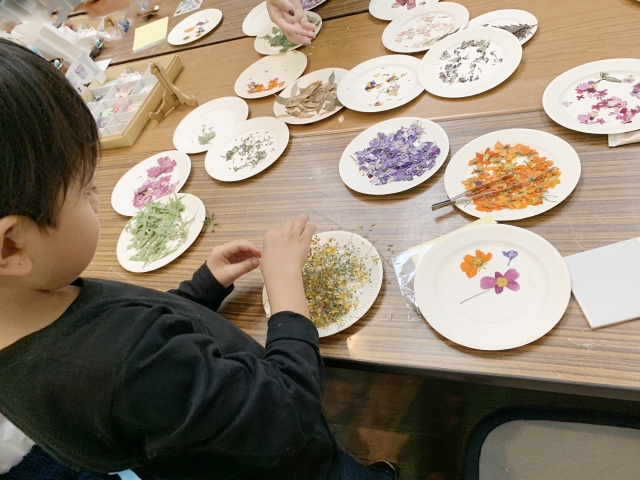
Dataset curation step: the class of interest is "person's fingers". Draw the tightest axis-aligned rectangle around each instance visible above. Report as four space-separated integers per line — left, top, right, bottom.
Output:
299 16 316 32
226 257 261 279
219 240 261 256
292 214 310 235
279 23 314 44
283 216 296 231
302 223 317 242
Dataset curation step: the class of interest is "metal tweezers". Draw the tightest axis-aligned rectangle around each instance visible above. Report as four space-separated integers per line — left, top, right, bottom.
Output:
431 173 519 211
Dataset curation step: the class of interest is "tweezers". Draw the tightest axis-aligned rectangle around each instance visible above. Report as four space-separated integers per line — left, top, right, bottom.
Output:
431 173 516 211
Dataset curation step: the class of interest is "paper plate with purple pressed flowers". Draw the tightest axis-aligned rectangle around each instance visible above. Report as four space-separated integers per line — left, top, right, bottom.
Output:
339 117 449 195
419 27 522 98
466 9 538 45
300 0 329 10
543 59 640 134
111 150 191 216
167 8 222 46
414 224 571 350
382 2 469 54
337 55 423 113
369 0 440 22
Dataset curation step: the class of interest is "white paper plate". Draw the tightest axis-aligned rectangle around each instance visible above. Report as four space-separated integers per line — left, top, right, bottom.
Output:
466 9 538 45
173 97 249 154
339 117 449 195
442 129 581 221
543 59 640 135
205 117 290 181
242 1 271 36
415 223 571 350
273 68 347 124
369 0 440 21
382 2 469 53
254 11 322 55
337 55 424 113
167 9 223 46
234 50 308 99
111 150 191 217
419 27 522 98
116 193 206 273
262 231 384 337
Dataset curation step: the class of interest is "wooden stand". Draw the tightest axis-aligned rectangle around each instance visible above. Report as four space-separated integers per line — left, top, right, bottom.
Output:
148 62 197 122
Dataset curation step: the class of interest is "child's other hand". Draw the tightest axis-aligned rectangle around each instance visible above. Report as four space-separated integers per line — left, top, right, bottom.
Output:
207 240 262 288
266 0 316 45
262 214 316 317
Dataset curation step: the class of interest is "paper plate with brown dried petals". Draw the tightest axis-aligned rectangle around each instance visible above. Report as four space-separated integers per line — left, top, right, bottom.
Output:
273 68 348 124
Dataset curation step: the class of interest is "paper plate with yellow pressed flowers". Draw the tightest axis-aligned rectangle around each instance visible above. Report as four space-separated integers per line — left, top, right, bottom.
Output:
262 231 384 337
414 223 571 350
440 129 581 221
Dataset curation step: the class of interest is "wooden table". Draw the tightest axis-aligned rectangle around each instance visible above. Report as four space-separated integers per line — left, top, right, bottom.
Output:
74 0 369 65
86 0 640 400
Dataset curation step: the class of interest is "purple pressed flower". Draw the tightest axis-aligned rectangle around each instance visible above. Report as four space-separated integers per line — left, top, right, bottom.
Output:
631 82 640 99
352 122 440 186
577 113 593 124
132 175 177 209
480 268 520 294
502 250 518 266
147 156 177 178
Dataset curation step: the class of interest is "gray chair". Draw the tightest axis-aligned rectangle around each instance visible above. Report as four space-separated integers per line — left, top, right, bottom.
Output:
464 407 640 480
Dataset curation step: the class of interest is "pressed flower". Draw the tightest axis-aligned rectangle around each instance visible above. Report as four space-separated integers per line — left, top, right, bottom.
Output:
460 250 492 278
502 250 518 266
480 269 520 294
461 141 562 212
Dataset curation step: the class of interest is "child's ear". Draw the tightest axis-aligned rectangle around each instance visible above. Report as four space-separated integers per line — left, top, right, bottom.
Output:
0 217 33 276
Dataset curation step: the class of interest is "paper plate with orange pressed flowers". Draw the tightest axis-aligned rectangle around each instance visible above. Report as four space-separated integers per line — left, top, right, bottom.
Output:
414 223 571 350
440 129 581 221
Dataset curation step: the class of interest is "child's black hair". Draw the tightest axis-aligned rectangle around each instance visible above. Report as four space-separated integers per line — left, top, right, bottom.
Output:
0 39 99 227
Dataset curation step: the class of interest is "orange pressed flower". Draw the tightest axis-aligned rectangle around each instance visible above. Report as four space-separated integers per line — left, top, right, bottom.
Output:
461 141 562 213
460 250 492 278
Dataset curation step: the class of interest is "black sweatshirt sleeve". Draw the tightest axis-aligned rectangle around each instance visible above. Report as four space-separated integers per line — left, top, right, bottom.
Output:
110 310 324 462
167 263 234 312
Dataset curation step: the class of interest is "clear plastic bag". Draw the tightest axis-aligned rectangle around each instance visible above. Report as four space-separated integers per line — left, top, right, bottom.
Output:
392 216 497 321
609 130 640 147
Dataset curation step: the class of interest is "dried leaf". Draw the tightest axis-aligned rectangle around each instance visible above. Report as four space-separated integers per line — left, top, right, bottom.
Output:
338 115 344 124
328 71 335 84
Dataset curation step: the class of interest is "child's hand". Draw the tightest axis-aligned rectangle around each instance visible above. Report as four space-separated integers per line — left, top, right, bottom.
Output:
207 240 262 288
262 214 316 317
266 0 316 45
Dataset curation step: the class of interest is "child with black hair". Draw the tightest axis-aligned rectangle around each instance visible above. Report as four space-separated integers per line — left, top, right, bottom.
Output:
0 40 398 480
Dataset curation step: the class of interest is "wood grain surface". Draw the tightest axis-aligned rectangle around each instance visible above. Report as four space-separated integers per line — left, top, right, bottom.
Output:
87 109 640 400
102 0 640 157
77 0 369 65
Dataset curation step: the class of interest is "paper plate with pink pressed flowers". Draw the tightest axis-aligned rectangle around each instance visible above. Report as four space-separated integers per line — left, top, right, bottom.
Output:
414 224 571 350
382 2 469 54
369 0 440 22
111 150 191 216
543 59 640 134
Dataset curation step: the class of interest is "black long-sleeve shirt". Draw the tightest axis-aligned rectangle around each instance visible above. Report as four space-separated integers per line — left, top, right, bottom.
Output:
0 264 340 480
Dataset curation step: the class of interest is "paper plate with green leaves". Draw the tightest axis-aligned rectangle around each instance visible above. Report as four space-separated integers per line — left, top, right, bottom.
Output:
254 11 322 55
173 97 249 154
116 193 206 273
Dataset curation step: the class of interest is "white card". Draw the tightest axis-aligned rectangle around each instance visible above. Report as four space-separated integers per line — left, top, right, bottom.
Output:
564 238 640 328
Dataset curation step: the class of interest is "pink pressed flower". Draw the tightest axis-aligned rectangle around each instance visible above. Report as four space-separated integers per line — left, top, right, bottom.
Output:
147 156 177 178
480 268 520 294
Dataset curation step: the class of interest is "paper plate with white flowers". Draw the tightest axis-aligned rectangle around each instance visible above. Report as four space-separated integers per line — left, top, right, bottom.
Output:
339 117 449 195
111 150 191 216
262 231 384 337
419 27 522 98
382 2 469 53
414 223 571 350
543 58 640 134
369 0 440 21
337 55 424 112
